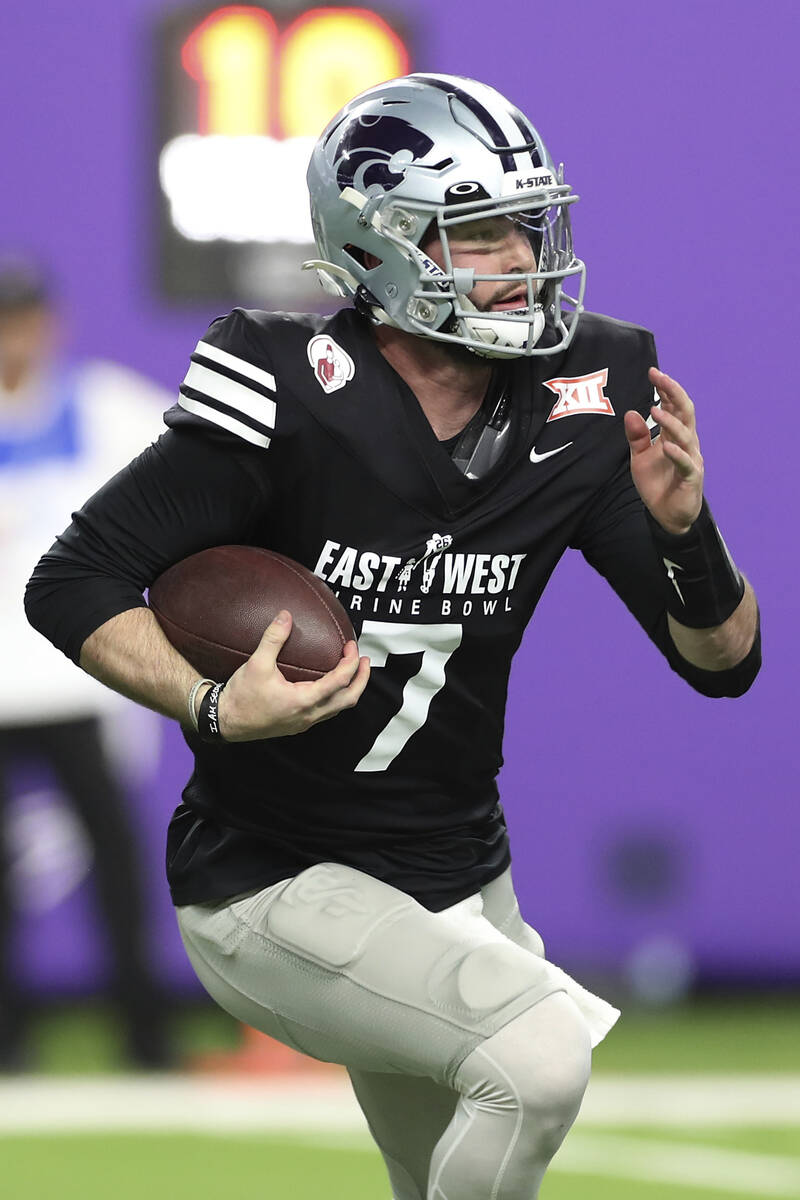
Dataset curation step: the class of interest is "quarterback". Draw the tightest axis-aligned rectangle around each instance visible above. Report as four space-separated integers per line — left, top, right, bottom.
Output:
26 75 760 1199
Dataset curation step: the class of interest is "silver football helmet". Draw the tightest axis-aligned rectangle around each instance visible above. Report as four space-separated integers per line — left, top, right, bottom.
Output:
305 74 585 357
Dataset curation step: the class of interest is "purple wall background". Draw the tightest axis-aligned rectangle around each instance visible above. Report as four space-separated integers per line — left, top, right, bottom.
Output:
1 0 797 993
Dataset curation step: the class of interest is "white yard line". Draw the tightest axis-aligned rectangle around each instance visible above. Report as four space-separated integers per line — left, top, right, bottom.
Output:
580 1074 800 1126
0 1075 358 1134
554 1132 800 1196
4 1073 800 1132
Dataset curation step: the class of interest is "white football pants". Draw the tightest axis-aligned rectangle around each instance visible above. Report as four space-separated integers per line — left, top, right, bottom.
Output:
176 864 619 1200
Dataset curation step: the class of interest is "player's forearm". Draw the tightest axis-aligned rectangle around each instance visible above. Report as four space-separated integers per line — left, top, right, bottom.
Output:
79 607 202 725
668 578 758 671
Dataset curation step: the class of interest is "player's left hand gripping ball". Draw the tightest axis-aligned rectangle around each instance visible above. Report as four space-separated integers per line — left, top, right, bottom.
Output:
624 367 704 536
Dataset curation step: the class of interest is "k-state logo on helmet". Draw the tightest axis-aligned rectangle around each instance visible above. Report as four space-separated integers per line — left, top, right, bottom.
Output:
334 114 441 193
307 335 355 394
544 369 614 421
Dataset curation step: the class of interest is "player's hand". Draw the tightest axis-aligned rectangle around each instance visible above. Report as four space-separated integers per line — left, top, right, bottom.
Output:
624 367 704 536
217 610 370 742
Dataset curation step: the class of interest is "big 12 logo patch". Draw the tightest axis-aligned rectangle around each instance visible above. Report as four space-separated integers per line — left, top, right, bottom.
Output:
544 368 614 421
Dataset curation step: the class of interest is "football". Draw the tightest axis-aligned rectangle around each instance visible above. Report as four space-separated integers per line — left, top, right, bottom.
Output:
148 545 356 683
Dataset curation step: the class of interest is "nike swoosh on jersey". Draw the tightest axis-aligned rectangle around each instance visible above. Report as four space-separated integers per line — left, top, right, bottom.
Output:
529 441 573 464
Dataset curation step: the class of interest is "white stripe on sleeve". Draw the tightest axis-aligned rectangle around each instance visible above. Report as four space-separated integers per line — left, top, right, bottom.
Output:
182 362 277 428
194 340 276 393
177 395 271 448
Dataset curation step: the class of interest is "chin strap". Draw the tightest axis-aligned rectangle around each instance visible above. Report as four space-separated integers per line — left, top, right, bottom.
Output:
457 295 546 357
350 285 402 329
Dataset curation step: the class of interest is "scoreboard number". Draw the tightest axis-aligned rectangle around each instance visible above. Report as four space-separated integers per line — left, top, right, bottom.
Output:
157 3 413 303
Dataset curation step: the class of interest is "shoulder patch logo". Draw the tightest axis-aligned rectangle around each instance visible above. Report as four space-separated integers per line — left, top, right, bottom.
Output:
543 369 614 421
307 335 355 394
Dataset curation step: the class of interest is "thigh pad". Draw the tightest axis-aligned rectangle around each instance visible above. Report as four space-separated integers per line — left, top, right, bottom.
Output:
267 863 415 967
427 940 552 1016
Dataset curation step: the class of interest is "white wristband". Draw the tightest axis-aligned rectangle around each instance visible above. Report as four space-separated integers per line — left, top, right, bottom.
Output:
187 678 217 732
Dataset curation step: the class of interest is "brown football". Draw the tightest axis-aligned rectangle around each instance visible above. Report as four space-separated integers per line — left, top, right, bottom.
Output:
148 545 355 683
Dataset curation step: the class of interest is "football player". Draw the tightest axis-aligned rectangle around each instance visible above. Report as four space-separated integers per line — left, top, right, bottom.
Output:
26 76 760 1199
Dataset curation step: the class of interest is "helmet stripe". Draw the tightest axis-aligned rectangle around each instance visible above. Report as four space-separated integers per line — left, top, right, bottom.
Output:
409 74 518 172
506 107 543 170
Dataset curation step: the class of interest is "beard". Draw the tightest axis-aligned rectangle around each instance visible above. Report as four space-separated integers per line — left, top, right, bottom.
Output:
436 333 490 368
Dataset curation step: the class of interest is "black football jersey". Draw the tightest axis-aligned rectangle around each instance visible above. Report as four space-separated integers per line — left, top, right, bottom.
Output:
25 307 752 910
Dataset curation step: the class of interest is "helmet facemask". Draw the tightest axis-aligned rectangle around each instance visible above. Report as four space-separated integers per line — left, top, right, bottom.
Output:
406 181 585 357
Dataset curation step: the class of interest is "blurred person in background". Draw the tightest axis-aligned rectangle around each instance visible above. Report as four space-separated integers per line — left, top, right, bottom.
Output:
0 258 171 1070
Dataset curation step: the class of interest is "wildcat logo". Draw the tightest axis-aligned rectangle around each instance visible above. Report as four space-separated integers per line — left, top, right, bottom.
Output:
307 336 355 394
333 114 437 193
543 369 614 421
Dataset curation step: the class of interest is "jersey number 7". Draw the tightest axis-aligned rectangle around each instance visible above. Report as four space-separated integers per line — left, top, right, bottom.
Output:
354 621 463 772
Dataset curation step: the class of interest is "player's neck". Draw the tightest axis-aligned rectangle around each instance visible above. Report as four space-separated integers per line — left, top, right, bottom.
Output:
372 325 492 441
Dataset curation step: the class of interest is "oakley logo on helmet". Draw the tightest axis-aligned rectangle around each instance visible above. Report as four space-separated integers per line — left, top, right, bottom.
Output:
444 181 491 204
334 115 439 193
307 335 355 394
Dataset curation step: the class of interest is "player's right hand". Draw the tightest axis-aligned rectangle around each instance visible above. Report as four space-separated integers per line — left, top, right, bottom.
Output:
217 610 370 742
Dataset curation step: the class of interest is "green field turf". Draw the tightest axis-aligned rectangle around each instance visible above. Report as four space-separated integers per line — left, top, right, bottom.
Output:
590 992 800 1074
5 995 799 1200
0 1135 385 1200
3 1129 800 1200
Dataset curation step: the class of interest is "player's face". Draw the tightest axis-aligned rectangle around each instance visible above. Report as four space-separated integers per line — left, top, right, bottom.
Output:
422 216 538 313
0 305 55 382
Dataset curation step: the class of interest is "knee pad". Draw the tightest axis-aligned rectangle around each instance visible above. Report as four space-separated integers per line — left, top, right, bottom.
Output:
456 992 592 1120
